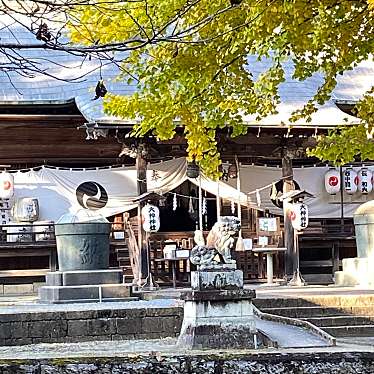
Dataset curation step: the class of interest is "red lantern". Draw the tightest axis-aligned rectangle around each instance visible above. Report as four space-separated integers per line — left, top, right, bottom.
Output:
358 168 373 194
344 168 358 195
0 172 14 199
324 168 340 195
290 203 309 231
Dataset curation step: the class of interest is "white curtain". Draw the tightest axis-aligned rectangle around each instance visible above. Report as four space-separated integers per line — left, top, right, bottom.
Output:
10 158 245 221
9 159 370 221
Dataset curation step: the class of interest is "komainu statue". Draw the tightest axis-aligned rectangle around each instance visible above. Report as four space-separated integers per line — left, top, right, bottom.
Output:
190 216 240 270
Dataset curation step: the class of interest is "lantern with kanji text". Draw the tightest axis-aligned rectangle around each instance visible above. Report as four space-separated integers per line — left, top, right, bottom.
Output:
344 167 358 195
141 204 160 232
290 203 309 231
0 172 14 199
324 168 340 195
358 168 373 194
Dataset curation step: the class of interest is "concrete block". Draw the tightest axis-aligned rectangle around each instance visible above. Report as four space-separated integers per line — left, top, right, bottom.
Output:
5 338 32 346
101 284 131 299
62 269 123 286
8 322 26 339
336 257 374 287
46 272 62 286
67 320 89 337
4 284 33 295
87 318 116 336
142 317 164 333
191 270 243 291
33 282 45 293
0 323 11 339
39 284 131 303
116 318 142 335
39 285 99 303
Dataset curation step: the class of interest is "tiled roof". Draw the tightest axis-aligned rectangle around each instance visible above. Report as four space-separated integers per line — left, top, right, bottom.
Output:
0 15 372 127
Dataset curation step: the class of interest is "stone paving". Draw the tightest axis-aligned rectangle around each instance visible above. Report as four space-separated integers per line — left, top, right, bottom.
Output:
0 336 371 361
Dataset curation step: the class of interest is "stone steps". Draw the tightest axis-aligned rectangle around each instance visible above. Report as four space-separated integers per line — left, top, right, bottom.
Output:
259 306 374 318
254 296 374 309
254 295 374 338
303 315 374 327
322 325 374 337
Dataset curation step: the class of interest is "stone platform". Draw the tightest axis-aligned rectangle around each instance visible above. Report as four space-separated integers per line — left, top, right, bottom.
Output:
39 269 132 304
0 299 182 346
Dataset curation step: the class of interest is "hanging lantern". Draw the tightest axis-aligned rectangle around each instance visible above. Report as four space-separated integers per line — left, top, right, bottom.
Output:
141 204 160 233
186 161 199 178
344 167 358 195
220 162 230 181
324 168 340 195
188 196 194 214
172 193 177 211
202 197 207 215
228 163 238 179
0 172 14 199
231 200 235 215
290 203 309 231
256 189 261 207
358 168 373 194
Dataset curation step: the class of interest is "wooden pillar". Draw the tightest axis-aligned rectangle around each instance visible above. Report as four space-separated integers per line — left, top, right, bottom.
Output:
136 142 148 279
282 151 295 279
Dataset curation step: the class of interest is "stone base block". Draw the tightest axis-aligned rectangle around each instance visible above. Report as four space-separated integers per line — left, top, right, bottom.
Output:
178 289 263 349
3 284 34 295
178 323 260 349
191 270 243 291
38 284 131 304
46 269 123 287
335 257 374 286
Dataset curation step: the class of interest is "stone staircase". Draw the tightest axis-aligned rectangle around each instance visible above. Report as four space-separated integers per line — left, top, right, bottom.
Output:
253 295 374 337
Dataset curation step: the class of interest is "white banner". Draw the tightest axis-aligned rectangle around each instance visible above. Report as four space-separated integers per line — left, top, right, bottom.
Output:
7 158 369 222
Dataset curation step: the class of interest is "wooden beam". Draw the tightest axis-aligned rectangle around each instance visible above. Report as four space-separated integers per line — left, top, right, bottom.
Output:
282 151 295 279
136 142 148 280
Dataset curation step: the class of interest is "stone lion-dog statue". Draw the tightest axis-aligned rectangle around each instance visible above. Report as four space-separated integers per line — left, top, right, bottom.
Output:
190 216 240 270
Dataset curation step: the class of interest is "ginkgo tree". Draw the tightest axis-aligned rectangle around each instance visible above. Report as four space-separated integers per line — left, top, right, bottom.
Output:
67 0 374 177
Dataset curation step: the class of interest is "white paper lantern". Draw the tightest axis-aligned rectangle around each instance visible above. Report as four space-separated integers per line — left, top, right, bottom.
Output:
0 172 14 199
344 168 358 194
141 204 160 233
324 168 340 195
290 203 309 231
358 168 373 194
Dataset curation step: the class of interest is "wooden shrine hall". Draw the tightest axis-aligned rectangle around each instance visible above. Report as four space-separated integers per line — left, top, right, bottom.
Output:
0 98 360 288
0 15 372 291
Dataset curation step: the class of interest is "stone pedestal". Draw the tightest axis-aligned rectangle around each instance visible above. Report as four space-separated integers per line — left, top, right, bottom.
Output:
191 269 243 290
178 270 265 349
178 289 259 349
335 201 374 287
39 269 133 303
335 257 374 287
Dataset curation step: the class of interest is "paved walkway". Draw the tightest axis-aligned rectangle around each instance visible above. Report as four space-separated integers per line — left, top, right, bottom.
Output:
0 336 370 360
0 298 182 314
